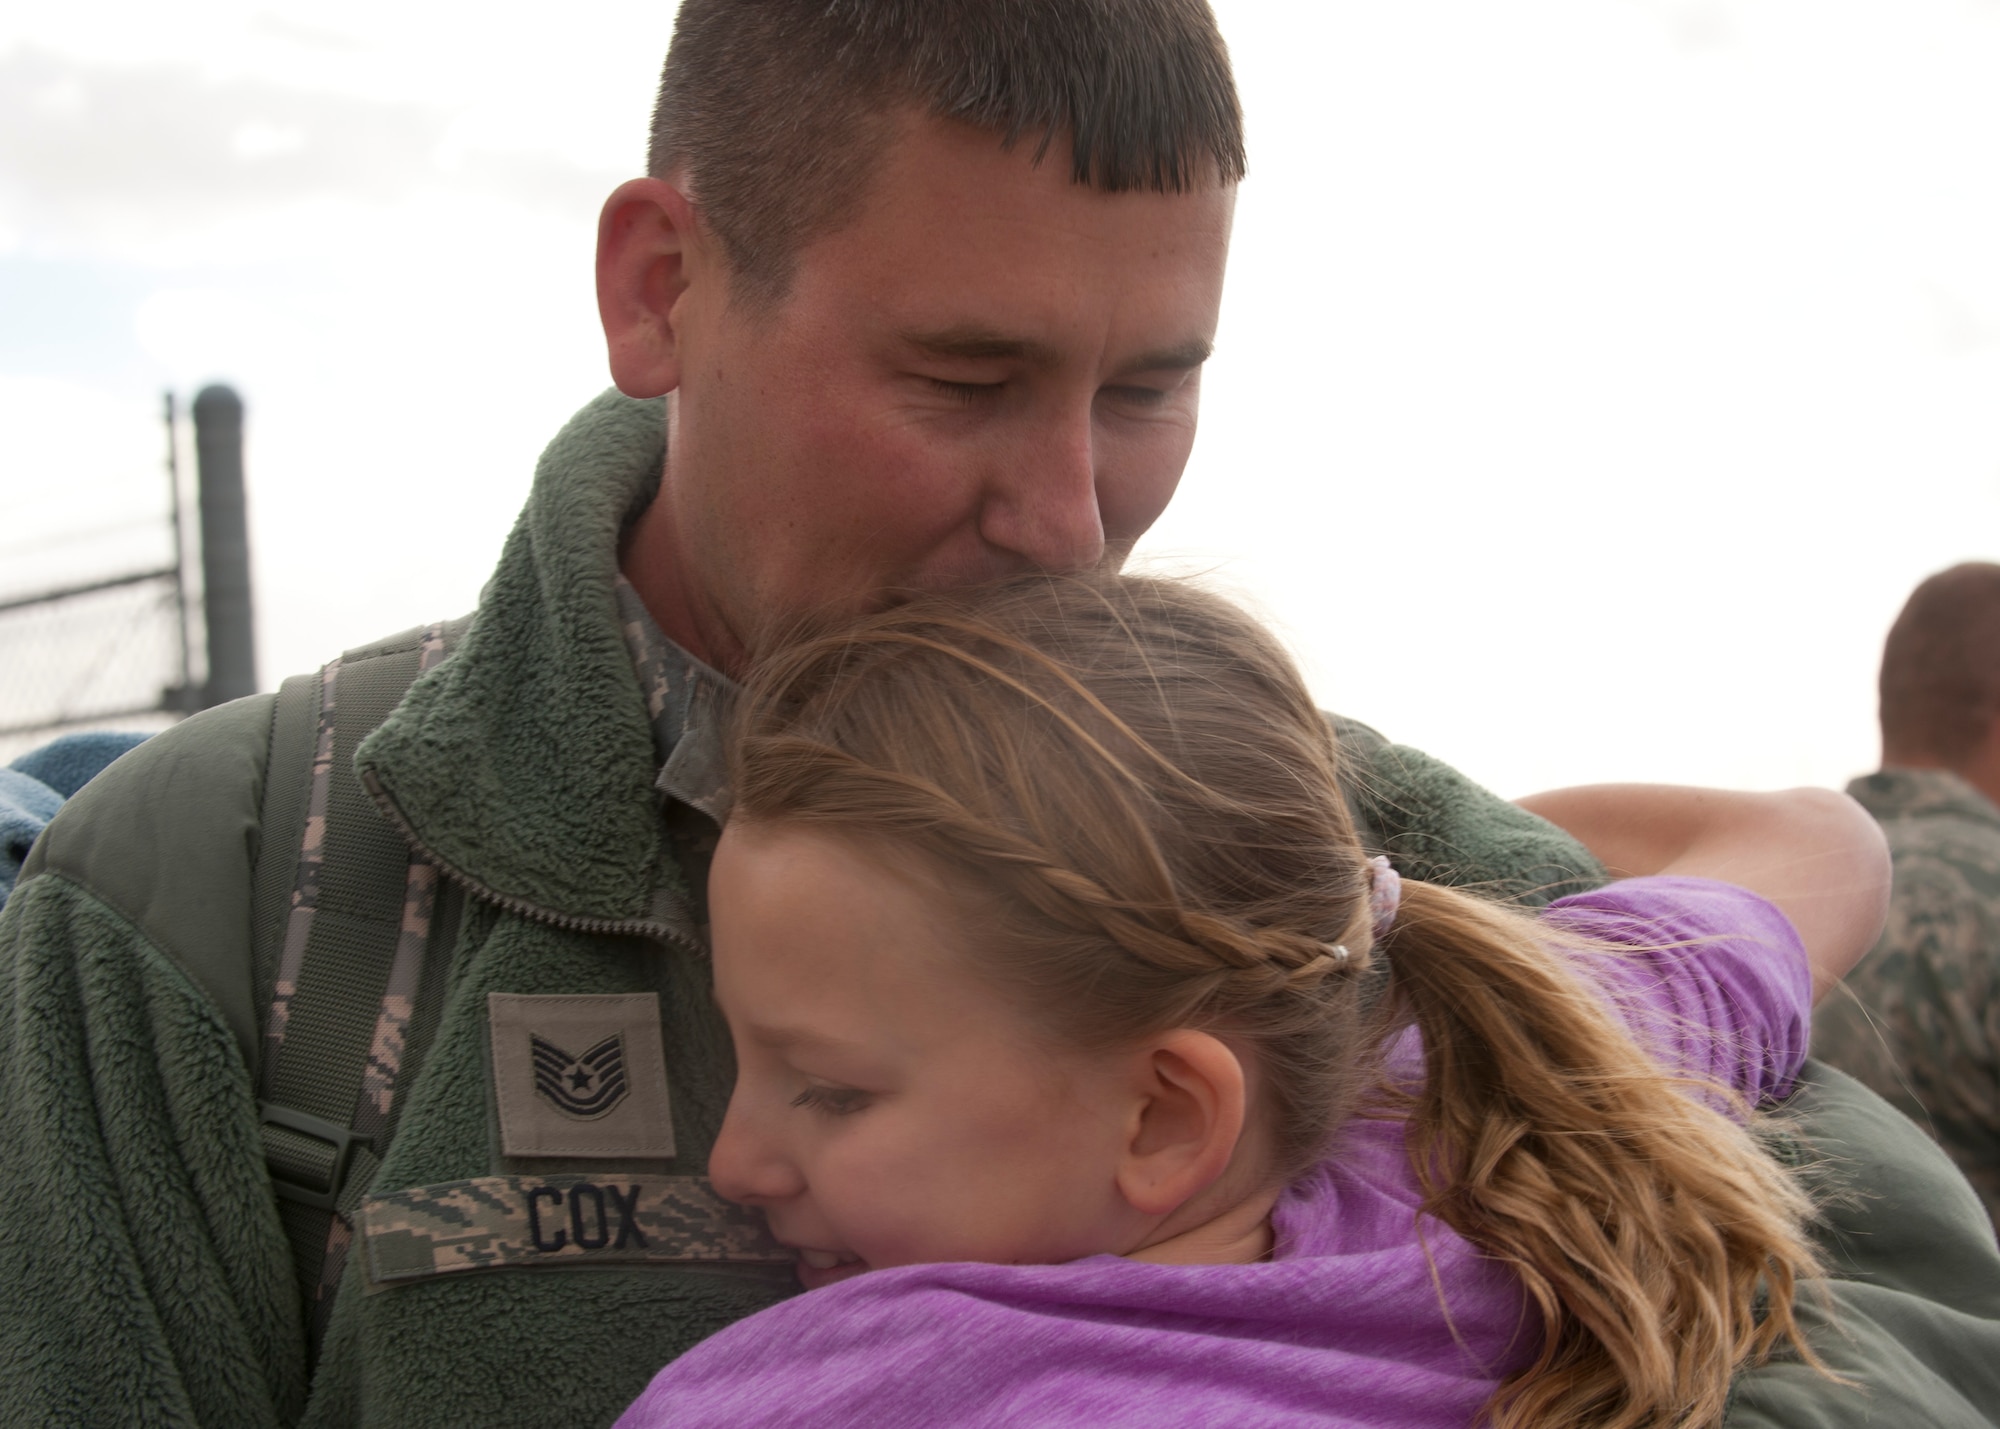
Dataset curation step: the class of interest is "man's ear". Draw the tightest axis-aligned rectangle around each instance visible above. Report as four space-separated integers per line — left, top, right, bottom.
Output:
596 176 706 399
1114 1030 1249 1219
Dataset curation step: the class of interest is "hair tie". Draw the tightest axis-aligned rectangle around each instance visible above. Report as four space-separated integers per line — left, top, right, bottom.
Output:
1367 855 1402 941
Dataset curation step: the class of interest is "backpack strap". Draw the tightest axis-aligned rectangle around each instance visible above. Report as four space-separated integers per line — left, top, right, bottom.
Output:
251 618 469 1363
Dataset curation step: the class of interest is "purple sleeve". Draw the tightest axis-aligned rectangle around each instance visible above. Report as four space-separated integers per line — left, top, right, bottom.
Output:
1540 876 1811 1108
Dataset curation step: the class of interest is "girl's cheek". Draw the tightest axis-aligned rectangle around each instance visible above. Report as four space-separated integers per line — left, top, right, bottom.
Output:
828 1135 936 1246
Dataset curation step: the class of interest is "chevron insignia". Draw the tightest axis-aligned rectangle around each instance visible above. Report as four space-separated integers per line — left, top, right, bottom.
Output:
530 1033 630 1120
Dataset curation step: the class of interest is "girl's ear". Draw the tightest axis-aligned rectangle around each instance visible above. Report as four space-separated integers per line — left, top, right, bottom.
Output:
595 176 706 399
1114 1030 1249 1218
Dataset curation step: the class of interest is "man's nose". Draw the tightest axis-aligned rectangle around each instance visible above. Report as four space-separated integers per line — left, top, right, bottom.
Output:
978 409 1107 573
707 1099 804 1206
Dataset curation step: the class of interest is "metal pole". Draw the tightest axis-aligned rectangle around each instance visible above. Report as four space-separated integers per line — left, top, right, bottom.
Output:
192 384 258 705
163 392 194 711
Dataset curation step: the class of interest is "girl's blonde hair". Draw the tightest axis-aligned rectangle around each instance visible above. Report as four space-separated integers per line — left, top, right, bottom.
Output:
730 572 1821 1429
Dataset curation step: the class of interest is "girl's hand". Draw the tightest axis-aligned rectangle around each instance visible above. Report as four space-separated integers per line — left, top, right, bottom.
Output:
1515 783 1890 1004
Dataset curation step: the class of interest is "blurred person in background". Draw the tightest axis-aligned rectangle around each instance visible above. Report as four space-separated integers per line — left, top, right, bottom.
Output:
1817 561 2000 1224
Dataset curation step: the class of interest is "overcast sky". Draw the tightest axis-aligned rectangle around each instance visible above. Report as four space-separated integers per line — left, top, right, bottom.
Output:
4 0 1998 793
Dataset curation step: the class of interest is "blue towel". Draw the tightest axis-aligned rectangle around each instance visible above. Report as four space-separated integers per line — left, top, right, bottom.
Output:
1 731 152 906
11 730 153 798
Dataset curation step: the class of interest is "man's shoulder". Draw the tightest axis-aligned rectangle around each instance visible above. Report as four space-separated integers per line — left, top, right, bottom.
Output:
1819 778 2000 1111
27 693 279 885
1324 711 1604 906
21 692 280 1064
1875 806 2000 965
1853 769 2000 845
1884 808 2000 883
1843 771 2000 925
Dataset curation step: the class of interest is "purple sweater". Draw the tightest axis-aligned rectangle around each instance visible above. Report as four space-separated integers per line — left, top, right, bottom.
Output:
617 877 1810 1429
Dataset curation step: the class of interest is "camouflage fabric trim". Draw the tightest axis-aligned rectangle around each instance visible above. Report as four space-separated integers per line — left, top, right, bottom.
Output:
318 1214 354 1318
352 862 434 1131
259 656 341 1091
417 621 448 677
315 625 455 1317
358 1175 793 1291
614 575 677 733
612 572 738 820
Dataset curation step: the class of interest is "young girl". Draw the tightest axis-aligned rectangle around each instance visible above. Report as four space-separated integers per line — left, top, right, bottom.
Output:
617 573 1886 1429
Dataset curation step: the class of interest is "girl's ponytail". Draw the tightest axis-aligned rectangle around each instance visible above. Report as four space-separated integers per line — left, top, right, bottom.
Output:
1382 879 1823 1429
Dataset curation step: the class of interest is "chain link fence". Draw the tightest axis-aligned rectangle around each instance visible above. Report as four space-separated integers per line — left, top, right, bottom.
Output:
0 389 245 767
0 573 195 763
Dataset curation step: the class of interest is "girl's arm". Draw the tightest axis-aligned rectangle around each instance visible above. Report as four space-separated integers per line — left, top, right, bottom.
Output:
1515 784 1890 1003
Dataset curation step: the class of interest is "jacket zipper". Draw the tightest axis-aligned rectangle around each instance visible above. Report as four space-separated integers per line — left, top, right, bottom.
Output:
358 765 707 960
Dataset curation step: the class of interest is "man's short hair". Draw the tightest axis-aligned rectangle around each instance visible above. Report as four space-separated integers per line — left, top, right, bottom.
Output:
647 0 1246 307
1880 562 2000 765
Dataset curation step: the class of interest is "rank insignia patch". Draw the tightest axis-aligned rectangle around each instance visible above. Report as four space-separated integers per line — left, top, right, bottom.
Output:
488 993 676 1160
531 1033 629 1119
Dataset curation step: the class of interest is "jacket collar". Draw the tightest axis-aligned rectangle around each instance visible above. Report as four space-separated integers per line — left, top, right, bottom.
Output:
357 389 700 931
612 574 737 823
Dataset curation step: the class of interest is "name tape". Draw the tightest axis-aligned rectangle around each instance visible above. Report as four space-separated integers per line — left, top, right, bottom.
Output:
358 1175 793 1291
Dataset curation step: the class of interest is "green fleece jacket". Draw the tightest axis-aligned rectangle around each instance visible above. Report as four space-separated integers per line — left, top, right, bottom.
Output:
3 390 1997 1427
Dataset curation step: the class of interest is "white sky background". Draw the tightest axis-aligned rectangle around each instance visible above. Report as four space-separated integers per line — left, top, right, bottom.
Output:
3 0 1997 794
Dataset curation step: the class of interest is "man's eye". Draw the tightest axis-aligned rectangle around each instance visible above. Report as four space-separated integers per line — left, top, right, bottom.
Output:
1103 384 1170 409
790 1084 872 1116
925 377 999 404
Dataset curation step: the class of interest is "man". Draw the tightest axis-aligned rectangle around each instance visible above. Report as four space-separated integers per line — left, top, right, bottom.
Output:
1816 561 2000 1222
2 4 1997 1427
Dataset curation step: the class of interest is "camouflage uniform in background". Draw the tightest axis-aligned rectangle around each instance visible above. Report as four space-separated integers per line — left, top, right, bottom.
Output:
1815 767 2000 1225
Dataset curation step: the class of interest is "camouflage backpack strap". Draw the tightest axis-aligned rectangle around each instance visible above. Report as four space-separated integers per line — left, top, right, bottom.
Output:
251 617 471 1364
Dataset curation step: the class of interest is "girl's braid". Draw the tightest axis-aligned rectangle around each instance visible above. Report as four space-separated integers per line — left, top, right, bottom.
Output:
785 740 1366 1001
